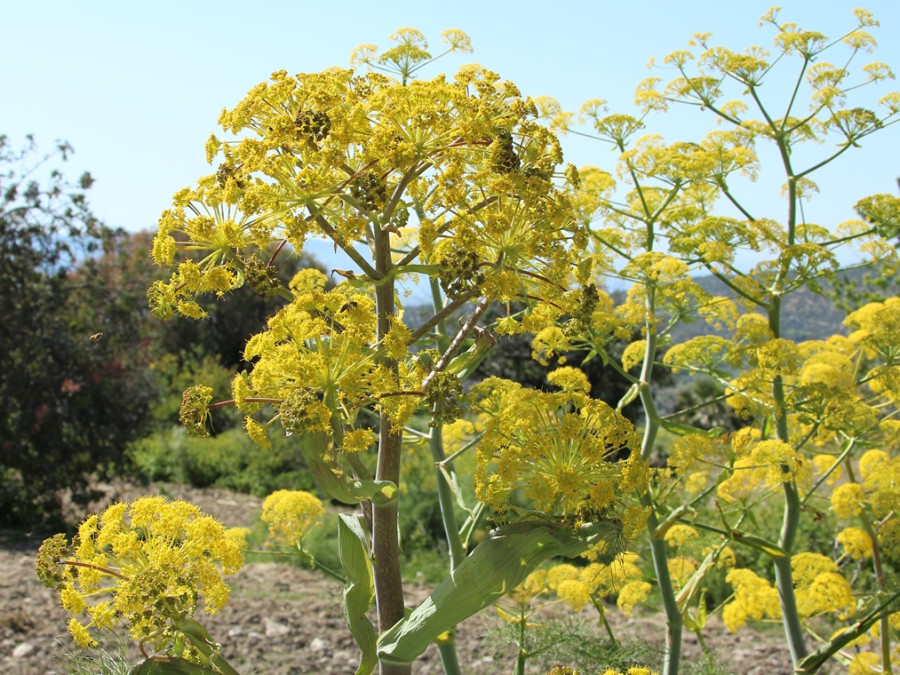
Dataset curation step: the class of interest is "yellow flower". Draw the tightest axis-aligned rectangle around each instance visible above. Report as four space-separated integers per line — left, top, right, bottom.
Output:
226 527 251 551
341 428 376 454
617 580 651 617
717 457 763 503
837 527 873 560
556 579 591 612
547 366 591 395
722 568 781 632
245 417 270 448
68 618 97 648
877 518 900 560
261 490 325 548
831 482 865 519
663 524 699 547
473 383 643 524
750 439 805 486
849 652 880 675
546 564 579 591
621 340 647 372
791 552 837 587
36 497 244 659
859 449 890 480
799 572 855 619
60 584 86 614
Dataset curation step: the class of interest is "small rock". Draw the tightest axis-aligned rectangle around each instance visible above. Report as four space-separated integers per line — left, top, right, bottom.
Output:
264 618 291 637
13 642 35 658
227 626 243 637
309 637 329 653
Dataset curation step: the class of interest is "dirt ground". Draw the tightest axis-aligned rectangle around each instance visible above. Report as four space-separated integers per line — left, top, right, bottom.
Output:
0 482 808 674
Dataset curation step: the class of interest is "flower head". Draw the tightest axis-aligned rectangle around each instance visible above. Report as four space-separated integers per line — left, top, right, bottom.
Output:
472 379 644 526
261 489 325 548
36 498 243 659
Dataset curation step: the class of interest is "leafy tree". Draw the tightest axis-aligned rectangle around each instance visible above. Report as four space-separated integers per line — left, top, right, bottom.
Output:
0 135 155 527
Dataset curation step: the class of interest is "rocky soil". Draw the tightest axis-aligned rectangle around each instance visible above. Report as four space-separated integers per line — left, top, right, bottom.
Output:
0 482 810 674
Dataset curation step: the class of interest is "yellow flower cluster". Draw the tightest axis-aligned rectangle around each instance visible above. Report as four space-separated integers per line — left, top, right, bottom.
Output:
261 489 325 548
36 497 243 656
837 527 873 560
717 438 810 502
556 554 648 616
151 49 583 325
501 553 650 635
237 269 382 432
642 6 897 155
471 376 647 526
712 558 856 649
544 668 659 675
828 449 900 555
722 568 782 632
791 552 855 619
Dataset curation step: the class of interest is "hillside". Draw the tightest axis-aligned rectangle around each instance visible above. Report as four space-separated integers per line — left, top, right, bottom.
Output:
667 268 892 345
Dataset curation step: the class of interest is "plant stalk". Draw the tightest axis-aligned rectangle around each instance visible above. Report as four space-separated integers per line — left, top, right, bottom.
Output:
372 223 409 675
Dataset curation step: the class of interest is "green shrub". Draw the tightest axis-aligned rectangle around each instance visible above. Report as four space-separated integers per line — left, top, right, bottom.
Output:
129 427 315 496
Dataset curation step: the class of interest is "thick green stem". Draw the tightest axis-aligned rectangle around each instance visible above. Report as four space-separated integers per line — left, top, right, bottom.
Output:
773 554 807 664
515 610 528 675
431 425 465 571
428 279 464 675
646 506 683 675
427 282 464 567
768 290 808 665
427 457 463 675
436 635 462 675
636 289 682 675
372 226 409 675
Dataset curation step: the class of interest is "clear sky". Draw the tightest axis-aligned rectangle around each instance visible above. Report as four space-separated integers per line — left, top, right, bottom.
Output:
3 0 899 272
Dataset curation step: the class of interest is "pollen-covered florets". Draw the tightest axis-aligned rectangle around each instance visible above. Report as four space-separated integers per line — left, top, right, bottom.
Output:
471 378 645 526
36 498 243 656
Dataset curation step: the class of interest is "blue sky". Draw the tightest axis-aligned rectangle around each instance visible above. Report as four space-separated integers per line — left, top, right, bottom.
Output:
3 0 899 278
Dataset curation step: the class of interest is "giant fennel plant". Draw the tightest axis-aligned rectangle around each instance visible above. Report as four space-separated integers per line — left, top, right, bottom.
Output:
529 6 900 674
37 28 646 675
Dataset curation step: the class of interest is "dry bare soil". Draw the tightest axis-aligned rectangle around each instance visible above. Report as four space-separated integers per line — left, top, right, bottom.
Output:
1 482 804 674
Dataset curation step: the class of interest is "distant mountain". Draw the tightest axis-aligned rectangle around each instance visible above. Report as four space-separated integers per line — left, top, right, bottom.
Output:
668 267 896 345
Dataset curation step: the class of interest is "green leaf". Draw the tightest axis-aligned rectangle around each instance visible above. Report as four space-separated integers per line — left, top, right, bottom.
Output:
300 432 397 505
728 530 786 558
795 588 900 673
129 657 221 675
650 505 694 540
676 550 716 613
377 519 623 665
173 618 240 675
615 383 640 413
338 514 378 675
682 613 699 632
696 590 708 629
444 328 495 380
